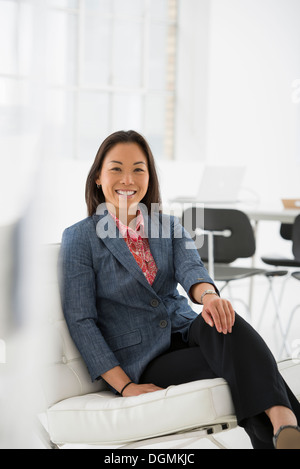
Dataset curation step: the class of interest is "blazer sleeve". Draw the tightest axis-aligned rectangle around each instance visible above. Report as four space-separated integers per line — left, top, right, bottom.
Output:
59 224 120 382
171 216 219 300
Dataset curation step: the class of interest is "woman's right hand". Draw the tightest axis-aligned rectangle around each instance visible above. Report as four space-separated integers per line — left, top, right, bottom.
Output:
101 366 164 397
122 382 163 397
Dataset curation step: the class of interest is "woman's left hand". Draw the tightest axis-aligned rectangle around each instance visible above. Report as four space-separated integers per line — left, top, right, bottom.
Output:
201 295 235 334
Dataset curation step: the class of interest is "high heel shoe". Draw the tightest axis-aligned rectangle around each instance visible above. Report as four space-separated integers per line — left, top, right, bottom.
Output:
273 425 300 449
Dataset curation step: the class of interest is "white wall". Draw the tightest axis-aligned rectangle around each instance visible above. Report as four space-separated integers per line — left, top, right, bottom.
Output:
15 0 300 245
176 0 300 205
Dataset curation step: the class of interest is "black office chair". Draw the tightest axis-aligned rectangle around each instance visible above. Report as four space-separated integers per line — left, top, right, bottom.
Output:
260 215 300 357
182 207 291 355
261 216 300 269
181 207 267 317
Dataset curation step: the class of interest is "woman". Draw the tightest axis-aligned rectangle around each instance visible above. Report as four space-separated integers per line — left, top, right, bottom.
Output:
59 130 300 449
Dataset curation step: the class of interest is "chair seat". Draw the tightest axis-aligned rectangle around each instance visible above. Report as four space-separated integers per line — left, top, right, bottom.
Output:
264 270 288 278
211 264 266 282
47 378 236 446
292 271 300 281
261 256 300 268
46 359 300 447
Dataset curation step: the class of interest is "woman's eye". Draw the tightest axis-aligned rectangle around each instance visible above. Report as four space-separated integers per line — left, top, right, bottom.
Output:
111 167 121 171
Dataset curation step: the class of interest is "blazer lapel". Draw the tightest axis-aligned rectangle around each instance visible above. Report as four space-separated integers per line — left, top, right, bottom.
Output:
93 211 155 294
146 213 168 291
147 237 166 290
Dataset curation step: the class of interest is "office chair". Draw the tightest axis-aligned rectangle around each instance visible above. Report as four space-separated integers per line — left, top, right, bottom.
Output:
35 243 300 449
182 207 292 354
279 271 300 358
261 216 300 269
259 215 300 357
181 207 267 315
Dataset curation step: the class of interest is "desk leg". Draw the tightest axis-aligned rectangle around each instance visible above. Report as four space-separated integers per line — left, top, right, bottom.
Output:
248 220 259 322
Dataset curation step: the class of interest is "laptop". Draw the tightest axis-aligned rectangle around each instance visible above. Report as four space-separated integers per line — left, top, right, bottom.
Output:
170 165 246 204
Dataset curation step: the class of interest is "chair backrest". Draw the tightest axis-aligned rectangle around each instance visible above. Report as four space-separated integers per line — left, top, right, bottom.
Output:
182 207 255 264
292 215 300 260
37 244 106 411
280 223 293 240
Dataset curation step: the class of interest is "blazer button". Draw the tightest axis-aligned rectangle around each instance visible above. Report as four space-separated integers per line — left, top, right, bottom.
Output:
159 320 168 329
150 298 159 307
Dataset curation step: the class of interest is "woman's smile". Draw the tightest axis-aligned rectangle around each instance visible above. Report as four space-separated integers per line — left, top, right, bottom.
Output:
115 189 137 198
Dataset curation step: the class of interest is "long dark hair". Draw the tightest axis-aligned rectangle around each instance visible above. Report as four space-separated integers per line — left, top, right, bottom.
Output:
85 130 162 216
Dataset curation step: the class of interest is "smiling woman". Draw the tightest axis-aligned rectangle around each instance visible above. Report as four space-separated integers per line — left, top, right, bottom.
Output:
85 130 162 218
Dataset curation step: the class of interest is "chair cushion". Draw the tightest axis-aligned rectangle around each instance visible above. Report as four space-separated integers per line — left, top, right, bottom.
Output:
292 272 300 281
278 360 300 400
47 378 236 445
211 264 266 282
47 359 300 446
261 256 300 268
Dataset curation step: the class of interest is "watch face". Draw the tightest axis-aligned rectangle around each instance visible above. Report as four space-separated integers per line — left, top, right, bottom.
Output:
200 290 217 304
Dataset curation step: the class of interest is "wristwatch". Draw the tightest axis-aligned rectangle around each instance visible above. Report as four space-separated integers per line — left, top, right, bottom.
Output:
200 289 219 305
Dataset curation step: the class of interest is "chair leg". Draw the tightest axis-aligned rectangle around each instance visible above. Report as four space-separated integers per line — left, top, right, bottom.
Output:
279 304 300 359
220 282 253 323
271 273 291 328
35 418 60 449
219 282 228 294
256 281 272 331
120 422 236 449
257 276 291 357
267 277 291 356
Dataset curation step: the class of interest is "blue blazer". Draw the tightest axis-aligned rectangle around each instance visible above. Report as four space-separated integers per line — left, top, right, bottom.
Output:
59 207 216 387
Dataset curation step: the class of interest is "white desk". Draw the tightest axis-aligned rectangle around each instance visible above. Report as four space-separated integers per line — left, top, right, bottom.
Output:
244 207 300 224
167 199 300 224
240 207 300 258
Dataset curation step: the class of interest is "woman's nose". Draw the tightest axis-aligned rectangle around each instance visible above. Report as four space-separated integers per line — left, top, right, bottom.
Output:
120 172 134 185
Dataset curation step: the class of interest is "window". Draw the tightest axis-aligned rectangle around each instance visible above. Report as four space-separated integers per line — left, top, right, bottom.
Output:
0 0 178 162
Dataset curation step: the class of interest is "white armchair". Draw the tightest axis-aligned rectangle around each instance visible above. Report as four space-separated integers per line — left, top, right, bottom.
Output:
36 244 300 449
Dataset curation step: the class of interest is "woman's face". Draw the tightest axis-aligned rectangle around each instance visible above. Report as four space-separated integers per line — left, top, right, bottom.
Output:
96 143 150 223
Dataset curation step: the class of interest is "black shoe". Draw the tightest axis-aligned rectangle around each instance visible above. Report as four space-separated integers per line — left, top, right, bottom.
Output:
273 425 300 449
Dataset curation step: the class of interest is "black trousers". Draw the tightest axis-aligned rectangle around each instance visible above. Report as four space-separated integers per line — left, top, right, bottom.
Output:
140 313 300 449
